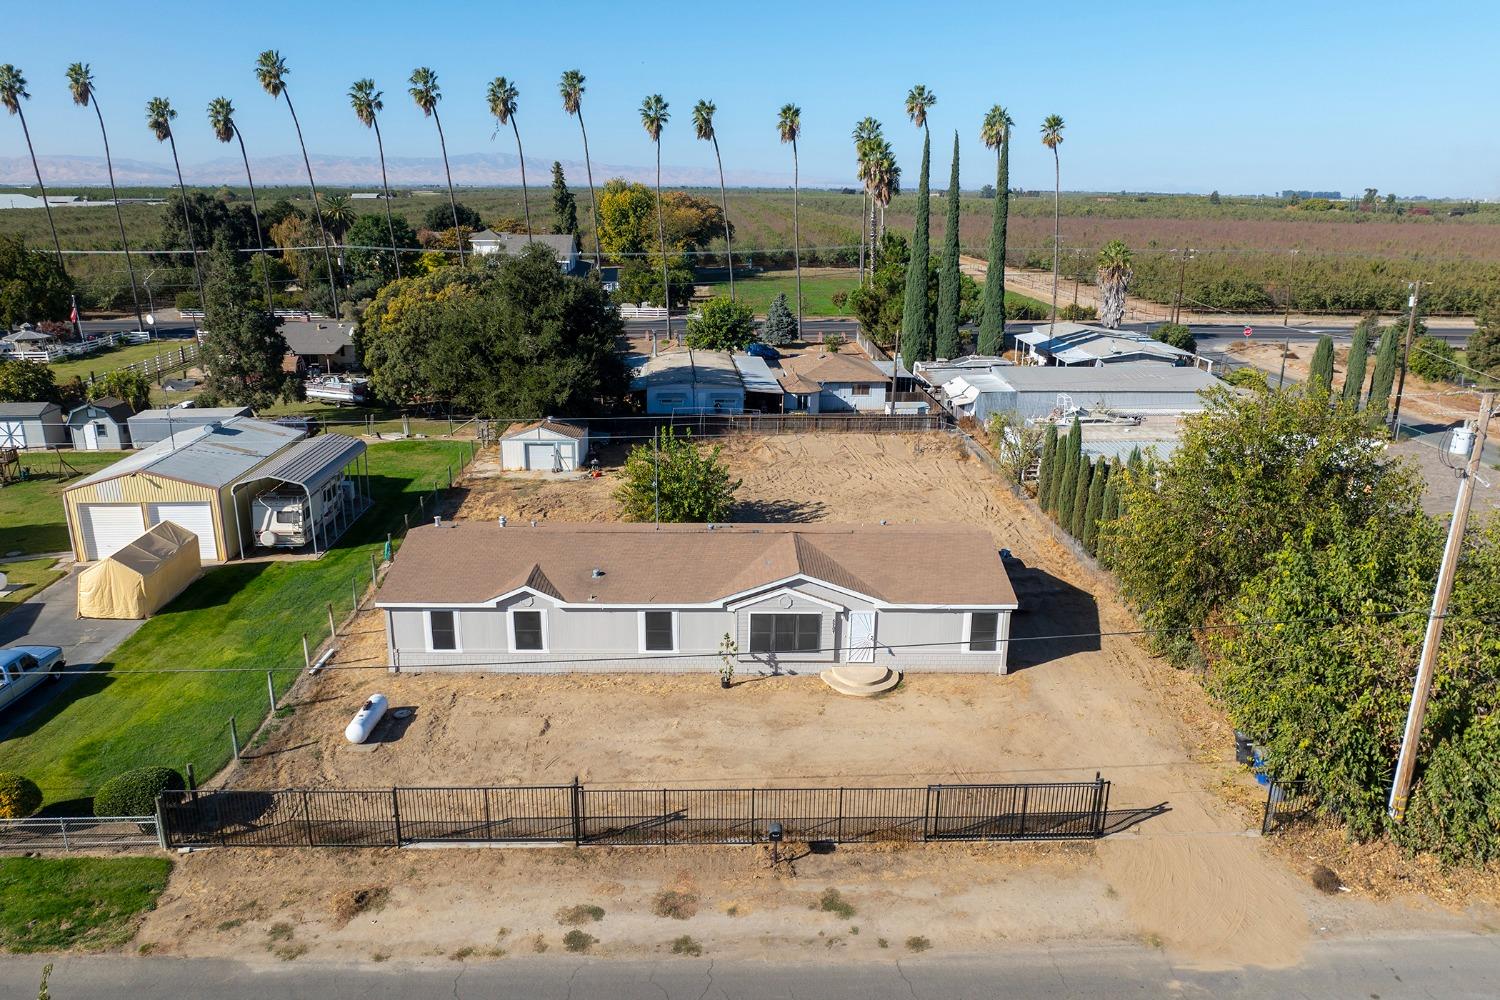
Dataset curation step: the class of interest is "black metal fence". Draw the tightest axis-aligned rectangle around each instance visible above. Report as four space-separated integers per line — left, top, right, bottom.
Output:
160 778 1111 850
1261 779 1321 835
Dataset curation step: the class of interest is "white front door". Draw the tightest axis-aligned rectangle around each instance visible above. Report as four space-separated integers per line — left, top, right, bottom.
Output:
148 502 218 560
846 612 876 663
78 503 146 561
83 421 100 449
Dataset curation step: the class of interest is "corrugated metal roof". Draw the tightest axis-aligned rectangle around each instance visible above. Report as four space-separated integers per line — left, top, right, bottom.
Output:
984 365 1217 394
69 417 304 490
239 433 364 489
732 354 781 394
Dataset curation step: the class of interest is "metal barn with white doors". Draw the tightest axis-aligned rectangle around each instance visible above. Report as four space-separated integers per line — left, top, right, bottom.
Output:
498 419 589 472
63 417 305 563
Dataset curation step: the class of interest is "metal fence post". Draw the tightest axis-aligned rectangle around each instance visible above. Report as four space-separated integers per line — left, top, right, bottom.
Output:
391 788 402 846
661 788 669 847
154 797 169 852
352 578 359 611
328 604 337 642
571 777 583 846
266 670 276 713
59 819 70 852
370 552 378 586
302 790 314 847
229 717 240 760
836 787 845 844
302 634 311 669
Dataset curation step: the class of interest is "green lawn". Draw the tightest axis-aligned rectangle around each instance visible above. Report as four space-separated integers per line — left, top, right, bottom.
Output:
49 339 195 385
0 857 172 952
0 450 124 557
2 439 470 809
0 557 65 619
702 272 859 317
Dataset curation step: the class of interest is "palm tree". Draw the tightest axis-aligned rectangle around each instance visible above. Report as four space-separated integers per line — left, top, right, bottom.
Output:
852 116 881 284
693 99 734 300
409 67 464 268
321 192 355 281
146 97 206 313
639 94 672 338
67 63 143 331
208 97 274 304
256 50 340 317
978 104 1014 354
871 140 900 245
559 70 601 271
0 65 64 271
778 103 803 340
905 84 936 133
486 77 531 241
1096 240 1133 329
1040 114 1066 324
348 80 401 279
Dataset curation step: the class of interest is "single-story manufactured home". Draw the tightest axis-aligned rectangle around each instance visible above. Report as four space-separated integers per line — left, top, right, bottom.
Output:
376 522 1018 674
498 418 589 472
280 321 358 373
127 406 252 448
0 401 67 450
630 350 783 414
469 231 582 274
778 352 890 413
942 364 1219 423
63 416 306 562
67 397 133 450
1012 322 1197 368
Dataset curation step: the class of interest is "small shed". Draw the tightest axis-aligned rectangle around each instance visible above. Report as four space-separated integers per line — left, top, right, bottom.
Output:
76 520 202 619
67 397 134 450
499 419 589 472
0 402 67 450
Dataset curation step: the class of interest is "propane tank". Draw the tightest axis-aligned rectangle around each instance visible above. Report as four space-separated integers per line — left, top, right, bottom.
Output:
345 693 389 744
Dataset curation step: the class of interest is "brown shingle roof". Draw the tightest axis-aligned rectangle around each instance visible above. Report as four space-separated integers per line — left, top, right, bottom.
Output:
502 418 587 440
782 352 887 385
377 522 1016 608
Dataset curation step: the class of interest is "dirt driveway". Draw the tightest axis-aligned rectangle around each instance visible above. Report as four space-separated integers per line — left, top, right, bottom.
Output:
152 434 1494 969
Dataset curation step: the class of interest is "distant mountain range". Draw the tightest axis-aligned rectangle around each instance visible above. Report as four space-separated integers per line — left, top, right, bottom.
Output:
0 151 843 190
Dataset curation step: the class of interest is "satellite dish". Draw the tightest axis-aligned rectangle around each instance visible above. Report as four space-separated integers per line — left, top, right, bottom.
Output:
258 530 278 547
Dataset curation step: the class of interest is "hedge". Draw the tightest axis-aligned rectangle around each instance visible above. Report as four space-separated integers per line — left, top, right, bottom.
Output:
92 767 185 818
0 774 43 819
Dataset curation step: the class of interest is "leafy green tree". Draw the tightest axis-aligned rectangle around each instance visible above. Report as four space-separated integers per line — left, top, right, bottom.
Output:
1097 459 1122 564
985 410 1044 486
1342 316 1374 405
1037 421 1058 508
360 243 625 414
1105 385 1423 665
760 292 799 346
1069 456 1093 539
615 426 741 522
616 256 694 311
899 85 935 370
1151 322 1196 352
978 105 1013 355
1082 459 1108 553
1054 417 1082 524
0 358 58 402
199 234 291 408
684 295 756 352
345 213 418 285
550 161 578 236
934 132 962 360
1208 190 1221 205
422 201 482 233
1223 366 1268 391
1307 334 1334 392
1407 335 1458 382
89 368 151 411
1366 322 1400 423
1465 305 1500 374
0 233 70 328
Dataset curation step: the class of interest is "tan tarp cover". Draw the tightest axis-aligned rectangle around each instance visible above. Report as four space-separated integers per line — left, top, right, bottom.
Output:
77 520 202 620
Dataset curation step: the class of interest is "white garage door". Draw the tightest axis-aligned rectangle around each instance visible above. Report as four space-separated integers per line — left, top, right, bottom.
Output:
525 442 562 471
78 503 146 561
148 502 217 560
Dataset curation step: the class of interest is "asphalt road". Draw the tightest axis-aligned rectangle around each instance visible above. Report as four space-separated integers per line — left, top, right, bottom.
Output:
5 934 1498 999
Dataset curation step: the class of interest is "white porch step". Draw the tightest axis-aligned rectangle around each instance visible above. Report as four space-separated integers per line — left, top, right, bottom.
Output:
819 664 901 697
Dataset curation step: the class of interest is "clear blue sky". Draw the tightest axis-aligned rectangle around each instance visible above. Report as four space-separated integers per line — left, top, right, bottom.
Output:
6 0 1497 196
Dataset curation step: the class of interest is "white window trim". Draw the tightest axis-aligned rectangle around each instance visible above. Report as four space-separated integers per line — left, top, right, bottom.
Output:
425 609 462 653
637 610 679 654
509 607 549 653
747 610 823 656
963 610 1002 654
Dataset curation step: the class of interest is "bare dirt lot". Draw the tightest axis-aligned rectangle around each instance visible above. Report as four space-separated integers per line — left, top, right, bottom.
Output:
153 434 1496 969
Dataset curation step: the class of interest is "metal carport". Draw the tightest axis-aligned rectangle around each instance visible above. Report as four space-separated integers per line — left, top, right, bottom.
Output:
229 434 371 559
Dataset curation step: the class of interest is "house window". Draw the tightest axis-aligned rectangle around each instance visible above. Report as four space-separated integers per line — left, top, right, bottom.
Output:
968 612 999 652
852 384 872 396
749 613 820 654
512 610 545 651
642 611 676 652
429 610 458 651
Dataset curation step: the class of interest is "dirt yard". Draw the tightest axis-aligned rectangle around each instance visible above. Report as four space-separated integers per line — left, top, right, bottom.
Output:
150 434 1498 969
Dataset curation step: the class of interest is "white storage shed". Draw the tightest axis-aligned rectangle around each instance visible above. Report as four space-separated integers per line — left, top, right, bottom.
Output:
498 419 589 472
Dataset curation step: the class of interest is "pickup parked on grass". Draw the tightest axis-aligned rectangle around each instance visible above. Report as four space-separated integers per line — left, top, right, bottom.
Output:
0 645 64 713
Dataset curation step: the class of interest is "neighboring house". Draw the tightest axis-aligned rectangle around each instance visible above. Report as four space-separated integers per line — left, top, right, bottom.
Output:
1012 322 1194 367
778 352 889 413
913 354 1013 390
499 419 589 472
127 406 252 448
67 397 133 450
376 522 1018 674
469 231 582 274
941 365 1218 423
280 321 358 373
1079 416 1184 464
0 402 67 450
63 416 306 562
631 350 777 415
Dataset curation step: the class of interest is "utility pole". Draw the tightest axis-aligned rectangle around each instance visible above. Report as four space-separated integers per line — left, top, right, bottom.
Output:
1388 390 1494 822
1389 281 1422 435
1282 249 1298 327
1277 337 1291 390
1172 248 1193 325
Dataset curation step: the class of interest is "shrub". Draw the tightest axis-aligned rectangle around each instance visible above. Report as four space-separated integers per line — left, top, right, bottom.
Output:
670 935 703 956
1151 322 1197 353
651 889 699 920
557 904 605 925
818 888 856 919
0 773 42 818
1058 303 1097 321
93 767 184 817
683 295 756 352
1223 367 1268 391
562 929 596 953
1406 335 1458 383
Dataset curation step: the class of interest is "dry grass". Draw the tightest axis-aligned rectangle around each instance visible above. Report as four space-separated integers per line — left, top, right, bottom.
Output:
557 903 605 926
817 888 856 919
652 890 699 921
330 886 390 927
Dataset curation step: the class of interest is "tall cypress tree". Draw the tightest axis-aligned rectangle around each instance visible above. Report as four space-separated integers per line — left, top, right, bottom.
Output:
1308 334 1334 392
978 107 1011 356
1070 457 1093 540
899 132 932 371
1054 417 1082 524
935 131 962 360
1083 460 1108 553
1367 323 1399 423
1342 317 1372 407
1037 422 1058 509
550 160 578 236
1098 459 1121 564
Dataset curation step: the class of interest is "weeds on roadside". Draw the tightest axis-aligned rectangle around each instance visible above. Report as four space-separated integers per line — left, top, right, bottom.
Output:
652 889 699 920
818 888 855 919
905 936 931 953
563 930 596 953
670 935 703 956
557 903 605 925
